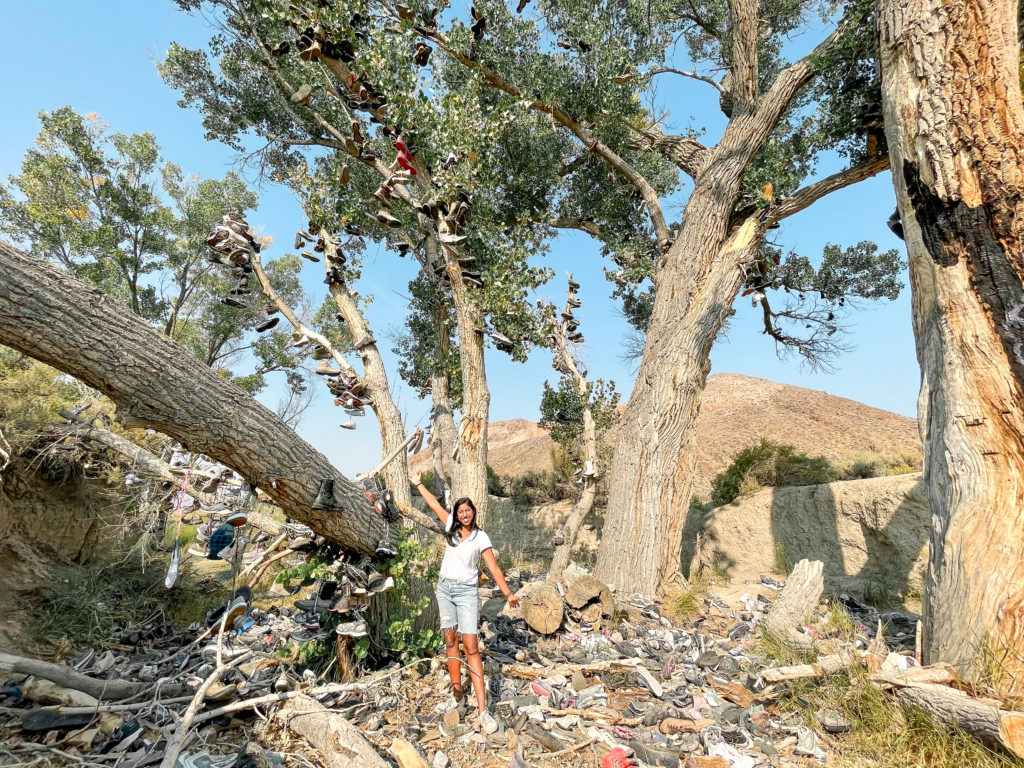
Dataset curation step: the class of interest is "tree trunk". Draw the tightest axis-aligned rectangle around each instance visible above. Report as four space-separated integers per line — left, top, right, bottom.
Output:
594 191 757 595
0 239 384 554
321 231 409 507
277 695 389 768
439 221 490 526
547 290 601 579
428 297 461 499
877 0 1024 688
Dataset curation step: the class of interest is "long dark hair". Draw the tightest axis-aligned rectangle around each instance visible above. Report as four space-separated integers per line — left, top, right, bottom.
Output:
445 497 479 547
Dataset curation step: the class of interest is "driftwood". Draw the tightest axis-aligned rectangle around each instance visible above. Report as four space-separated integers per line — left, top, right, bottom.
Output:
277 694 389 768
158 648 253 768
895 682 1024 758
503 658 640 681
759 650 862 684
763 559 824 651
0 652 172 702
390 738 430 768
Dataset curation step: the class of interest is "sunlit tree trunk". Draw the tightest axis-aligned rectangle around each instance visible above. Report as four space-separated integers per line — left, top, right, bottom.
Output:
877 0 1024 687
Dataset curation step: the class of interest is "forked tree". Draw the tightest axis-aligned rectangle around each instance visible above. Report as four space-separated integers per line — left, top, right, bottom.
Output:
877 0 1024 687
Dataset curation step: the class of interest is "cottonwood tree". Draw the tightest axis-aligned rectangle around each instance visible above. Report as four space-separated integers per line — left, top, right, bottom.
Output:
0 107 308 398
161 0 571 521
877 0 1024 687
414 0 906 593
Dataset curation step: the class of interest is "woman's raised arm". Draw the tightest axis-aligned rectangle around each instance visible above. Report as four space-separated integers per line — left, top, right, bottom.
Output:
410 474 449 527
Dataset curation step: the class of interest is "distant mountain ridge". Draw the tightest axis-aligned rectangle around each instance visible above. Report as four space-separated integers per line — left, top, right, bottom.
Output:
408 373 921 497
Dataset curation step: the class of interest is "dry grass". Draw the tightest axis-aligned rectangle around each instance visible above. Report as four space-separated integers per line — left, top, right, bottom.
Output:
775 670 1024 768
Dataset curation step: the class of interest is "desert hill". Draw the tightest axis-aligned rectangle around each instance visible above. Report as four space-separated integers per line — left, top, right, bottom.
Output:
409 373 921 497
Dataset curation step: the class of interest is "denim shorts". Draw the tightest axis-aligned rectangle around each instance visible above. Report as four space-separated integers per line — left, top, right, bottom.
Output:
436 578 480 635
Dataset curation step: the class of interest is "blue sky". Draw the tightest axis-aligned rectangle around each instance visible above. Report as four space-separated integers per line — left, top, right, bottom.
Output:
0 1 920 474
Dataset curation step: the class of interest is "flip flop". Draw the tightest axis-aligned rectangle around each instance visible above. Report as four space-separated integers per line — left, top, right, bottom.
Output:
165 539 181 589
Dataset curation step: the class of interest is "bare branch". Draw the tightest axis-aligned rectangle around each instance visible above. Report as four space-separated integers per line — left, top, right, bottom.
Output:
765 155 891 224
630 126 710 178
649 68 723 93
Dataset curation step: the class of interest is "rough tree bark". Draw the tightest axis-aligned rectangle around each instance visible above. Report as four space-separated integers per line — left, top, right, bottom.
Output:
0 239 385 554
877 0 1024 686
437 219 491 526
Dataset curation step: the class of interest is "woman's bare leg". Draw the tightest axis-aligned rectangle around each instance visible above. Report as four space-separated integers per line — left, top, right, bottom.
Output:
462 633 486 712
443 628 463 702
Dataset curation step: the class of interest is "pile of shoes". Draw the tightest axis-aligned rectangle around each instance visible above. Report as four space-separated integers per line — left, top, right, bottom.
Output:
205 213 257 270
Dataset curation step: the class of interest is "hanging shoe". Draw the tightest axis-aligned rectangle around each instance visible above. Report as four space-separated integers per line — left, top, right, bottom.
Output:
311 345 331 360
414 43 432 66
340 419 357 430
298 38 322 61
583 460 597 478
291 83 314 105
256 317 279 333
317 361 342 376
336 619 368 637
471 15 487 39
439 232 467 245
271 41 290 56
376 210 402 228
395 153 416 174
301 251 320 262
165 540 181 589
568 331 584 343
567 294 581 308
222 297 247 309
206 524 235 560
568 275 580 290
226 510 248 527
516 0 529 11
353 334 376 349
311 479 344 511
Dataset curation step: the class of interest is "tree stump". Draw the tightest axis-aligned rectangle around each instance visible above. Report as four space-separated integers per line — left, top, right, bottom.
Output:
520 582 563 634
763 559 824 651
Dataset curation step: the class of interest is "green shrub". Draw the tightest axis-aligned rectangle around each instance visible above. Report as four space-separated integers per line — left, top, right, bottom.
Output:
486 464 505 496
710 439 839 507
840 451 921 480
381 530 441 664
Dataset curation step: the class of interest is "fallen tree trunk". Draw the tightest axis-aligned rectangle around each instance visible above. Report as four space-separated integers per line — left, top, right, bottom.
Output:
0 652 176 702
277 694 389 768
895 682 1024 758
0 240 382 554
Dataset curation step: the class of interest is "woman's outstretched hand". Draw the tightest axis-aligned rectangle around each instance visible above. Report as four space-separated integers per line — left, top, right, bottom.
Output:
506 593 521 608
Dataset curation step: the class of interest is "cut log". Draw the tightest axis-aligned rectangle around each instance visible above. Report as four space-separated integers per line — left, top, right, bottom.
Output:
277 694 389 768
871 662 959 687
895 682 1024 758
564 574 608 609
0 652 172 701
519 581 563 634
0 240 383 554
763 559 824 651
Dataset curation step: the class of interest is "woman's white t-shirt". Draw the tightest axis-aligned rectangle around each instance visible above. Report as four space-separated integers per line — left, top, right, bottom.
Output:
439 517 493 584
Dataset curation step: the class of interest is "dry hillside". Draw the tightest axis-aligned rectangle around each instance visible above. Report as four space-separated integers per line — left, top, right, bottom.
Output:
409 373 921 497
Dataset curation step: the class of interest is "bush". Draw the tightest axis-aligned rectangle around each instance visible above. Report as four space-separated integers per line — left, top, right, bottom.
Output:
710 439 839 507
486 464 505 496
840 451 921 480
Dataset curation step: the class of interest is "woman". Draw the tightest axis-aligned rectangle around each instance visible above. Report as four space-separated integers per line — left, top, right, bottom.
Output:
411 478 520 731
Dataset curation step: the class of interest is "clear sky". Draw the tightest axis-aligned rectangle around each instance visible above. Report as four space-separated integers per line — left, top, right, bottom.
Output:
0 1 921 474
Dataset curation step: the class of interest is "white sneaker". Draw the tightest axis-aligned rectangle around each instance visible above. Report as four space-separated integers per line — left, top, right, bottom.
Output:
435 694 465 714
479 709 498 735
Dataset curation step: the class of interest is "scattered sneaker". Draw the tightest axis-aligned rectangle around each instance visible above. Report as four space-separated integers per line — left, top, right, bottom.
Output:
478 709 499 734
